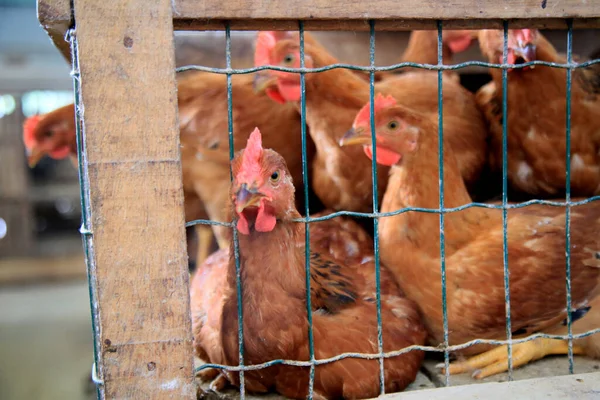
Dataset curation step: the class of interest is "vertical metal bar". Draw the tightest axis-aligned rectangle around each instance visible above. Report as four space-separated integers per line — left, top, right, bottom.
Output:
564 19 574 374
68 28 102 400
501 21 514 380
225 23 246 399
436 20 450 387
298 21 316 400
367 19 386 395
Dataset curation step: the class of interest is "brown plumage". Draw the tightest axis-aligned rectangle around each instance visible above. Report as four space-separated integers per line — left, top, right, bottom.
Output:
396 30 477 80
190 128 426 399
254 31 488 213
22 103 79 168
476 28 600 199
341 96 600 379
22 70 314 266
176 71 313 249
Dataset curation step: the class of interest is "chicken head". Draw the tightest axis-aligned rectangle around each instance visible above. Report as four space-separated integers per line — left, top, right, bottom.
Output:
231 127 296 234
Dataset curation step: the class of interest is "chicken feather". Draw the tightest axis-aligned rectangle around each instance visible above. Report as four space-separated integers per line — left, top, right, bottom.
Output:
476 29 600 199
191 129 426 398
254 32 488 213
341 97 600 377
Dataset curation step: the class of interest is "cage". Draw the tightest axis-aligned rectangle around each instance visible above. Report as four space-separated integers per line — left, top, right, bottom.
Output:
36 0 600 399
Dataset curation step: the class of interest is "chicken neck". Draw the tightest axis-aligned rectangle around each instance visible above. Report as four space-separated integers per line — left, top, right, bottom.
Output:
300 49 390 211
402 31 453 65
222 215 309 361
380 120 492 261
489 34 565 101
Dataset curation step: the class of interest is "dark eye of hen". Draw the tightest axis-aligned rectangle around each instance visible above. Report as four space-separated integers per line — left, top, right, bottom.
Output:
270 171 280 182
283 54 294 64
43 131 53 138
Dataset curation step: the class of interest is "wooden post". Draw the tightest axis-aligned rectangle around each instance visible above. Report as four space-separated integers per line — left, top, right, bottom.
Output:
71 0 194 398
0 95 34 258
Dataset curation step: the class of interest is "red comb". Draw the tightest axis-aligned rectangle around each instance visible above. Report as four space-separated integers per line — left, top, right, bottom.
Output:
512 29 536 44
23 115 42 150
255 32 277 67
353 93 398 127
519 29 535 42
238 128 264 182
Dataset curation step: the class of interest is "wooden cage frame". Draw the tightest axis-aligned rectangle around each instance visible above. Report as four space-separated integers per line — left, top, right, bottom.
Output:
37 0 600 398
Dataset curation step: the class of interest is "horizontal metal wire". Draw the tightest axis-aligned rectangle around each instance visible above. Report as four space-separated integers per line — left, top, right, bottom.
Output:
176 58 600 75
185 196 600 228
194 327 600 374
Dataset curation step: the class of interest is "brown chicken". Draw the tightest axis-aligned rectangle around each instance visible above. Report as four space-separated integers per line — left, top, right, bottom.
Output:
23 100 217 266
190 128 426 398
175 71 311 248
253 31 487 213
23 104 78 168
22 70 312 266
340 95 600 379
476 28 600 199
398 30 477 79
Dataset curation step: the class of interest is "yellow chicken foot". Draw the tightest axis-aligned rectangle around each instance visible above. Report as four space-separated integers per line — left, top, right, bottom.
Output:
438 338 585 379
216 235 230 250
208 374 228 391
195 367 219 382
195 225 215 266
196 368 229 390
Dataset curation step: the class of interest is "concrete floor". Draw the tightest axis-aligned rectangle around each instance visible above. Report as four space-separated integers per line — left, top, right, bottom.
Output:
1 280 599 400
0 281 94 400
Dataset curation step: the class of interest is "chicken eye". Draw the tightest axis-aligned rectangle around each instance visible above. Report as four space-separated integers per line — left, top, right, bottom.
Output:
387 121 399 130
270 171 280 183
283 54 295 64
43 131 53 138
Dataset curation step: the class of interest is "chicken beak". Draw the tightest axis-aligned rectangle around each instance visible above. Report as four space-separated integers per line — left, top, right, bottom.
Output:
253 71 277 94
514 43 536 63
235 184 266 213
339 127 372 147
27 145 45 168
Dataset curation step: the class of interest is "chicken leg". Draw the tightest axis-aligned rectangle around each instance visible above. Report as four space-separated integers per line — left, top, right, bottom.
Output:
439 338 585 379
195 225 216 266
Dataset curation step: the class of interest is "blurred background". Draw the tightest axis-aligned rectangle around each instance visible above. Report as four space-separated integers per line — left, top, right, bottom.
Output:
1 1 599 399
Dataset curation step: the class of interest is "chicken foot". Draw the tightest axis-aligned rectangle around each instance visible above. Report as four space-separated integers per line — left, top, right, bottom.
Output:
438 338 585 379
196 368 230 391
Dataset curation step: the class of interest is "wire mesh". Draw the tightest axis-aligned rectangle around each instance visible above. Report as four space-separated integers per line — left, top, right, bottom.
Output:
298 21 317 399
435 20 451 386
564 19 575 375
500 22 514 379
66 27 103 399
71 17 600 400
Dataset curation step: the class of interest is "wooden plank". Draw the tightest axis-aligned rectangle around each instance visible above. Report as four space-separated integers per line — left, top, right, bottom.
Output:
0 101 29 201
40 0 600 54
71 0 195 398
173 0 600 30
176 18 600 31
386 371 600 400
37 0 72 63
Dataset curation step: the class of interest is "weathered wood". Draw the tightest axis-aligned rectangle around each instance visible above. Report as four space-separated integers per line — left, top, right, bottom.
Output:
175 18 600 31
72 0 194 398
0 101 29 201
173 0 600 30
39 0 600 62
0 95 34 258
37 0 72 63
